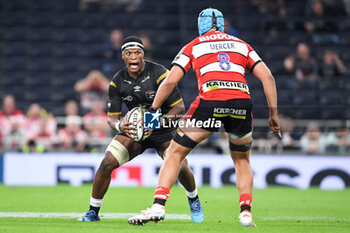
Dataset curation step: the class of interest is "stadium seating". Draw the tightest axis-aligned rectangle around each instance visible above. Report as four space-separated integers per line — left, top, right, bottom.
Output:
0 0 348 122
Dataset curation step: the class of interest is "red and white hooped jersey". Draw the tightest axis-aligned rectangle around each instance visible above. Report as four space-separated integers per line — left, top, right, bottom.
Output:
172 31 262 101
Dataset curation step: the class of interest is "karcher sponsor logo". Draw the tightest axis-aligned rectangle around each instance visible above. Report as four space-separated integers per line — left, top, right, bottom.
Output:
213 107 247 119
214 108 247 116
202 80 249 93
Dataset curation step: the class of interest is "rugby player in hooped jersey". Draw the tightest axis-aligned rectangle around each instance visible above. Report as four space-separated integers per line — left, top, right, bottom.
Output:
129 8 281 227
78 36 204 223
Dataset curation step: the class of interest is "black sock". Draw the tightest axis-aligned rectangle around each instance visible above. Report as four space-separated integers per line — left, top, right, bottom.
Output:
240 204 251 213
89 205 100 215
187 195 199 202
153 198 166 206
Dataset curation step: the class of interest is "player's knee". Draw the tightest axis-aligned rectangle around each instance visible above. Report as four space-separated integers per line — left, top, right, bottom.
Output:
179 158 189 171
99 155 119 173
105 139 130 166
229 141 252 152
173 131 198 149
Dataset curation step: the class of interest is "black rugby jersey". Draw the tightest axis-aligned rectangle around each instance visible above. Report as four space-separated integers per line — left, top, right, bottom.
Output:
107 61 183 116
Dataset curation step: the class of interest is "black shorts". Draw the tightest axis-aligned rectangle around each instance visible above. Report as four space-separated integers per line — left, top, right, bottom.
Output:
185 98 253 136
141 127 174 150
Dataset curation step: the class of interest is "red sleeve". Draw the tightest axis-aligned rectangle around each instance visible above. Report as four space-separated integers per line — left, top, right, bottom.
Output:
246 43 262 72
171 42 193 73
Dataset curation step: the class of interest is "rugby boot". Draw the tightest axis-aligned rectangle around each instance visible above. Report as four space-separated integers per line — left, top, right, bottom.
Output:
78 210 100 222
188 198 204 223
239 210 256 227
128 204 165 225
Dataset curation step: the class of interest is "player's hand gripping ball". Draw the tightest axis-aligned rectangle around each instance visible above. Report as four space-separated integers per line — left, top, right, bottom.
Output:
126 107 146 142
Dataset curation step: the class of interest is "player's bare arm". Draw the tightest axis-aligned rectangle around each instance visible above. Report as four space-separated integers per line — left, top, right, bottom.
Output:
107 114 135 138
162 100 185 123
251 62 281 138
152 66 184 110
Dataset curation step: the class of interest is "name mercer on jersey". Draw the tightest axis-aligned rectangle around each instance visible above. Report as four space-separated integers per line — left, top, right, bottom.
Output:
202 80 250 94
193 34 248 59
210 42 235 51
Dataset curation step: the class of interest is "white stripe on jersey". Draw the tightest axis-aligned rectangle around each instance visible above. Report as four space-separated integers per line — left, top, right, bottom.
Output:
173 53 190 69
200 62 245 76
192 41 249 59
248 50 261 63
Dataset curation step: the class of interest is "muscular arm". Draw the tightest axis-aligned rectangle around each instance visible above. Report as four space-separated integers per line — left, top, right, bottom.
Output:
107 82 135 136
252 62 281 138
163 100 185 121
152 65 185 110
107 114 121 130
107 113 135 137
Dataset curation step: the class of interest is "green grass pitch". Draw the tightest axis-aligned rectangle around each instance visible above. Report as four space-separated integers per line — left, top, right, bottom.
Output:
0 185 349 233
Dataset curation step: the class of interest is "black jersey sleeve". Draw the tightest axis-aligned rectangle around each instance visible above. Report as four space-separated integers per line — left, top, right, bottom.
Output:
107 80 122 116
163 84 183 108
155 68 183 109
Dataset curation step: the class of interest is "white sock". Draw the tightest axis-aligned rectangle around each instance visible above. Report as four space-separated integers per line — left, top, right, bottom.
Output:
90 197 103 207
186 188 198 199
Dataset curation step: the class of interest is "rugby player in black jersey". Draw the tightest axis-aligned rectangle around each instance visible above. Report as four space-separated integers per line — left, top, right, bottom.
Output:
78 36 204 223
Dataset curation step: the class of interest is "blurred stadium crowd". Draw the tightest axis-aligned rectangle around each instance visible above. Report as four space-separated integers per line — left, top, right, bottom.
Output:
0 0 349 154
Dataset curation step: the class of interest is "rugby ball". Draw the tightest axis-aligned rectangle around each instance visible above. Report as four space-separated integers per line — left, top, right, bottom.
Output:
127 107 145 142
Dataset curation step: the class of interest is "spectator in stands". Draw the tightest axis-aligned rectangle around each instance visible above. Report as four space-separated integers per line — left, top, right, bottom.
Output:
102 28 124 74
22 118 55 153
0 95 26 148
58 116 88 152
319 50 347 81
264 3 288 37
25 103 56 137
250 0 269 15
74 70 109 113
283 55 296 75
300 122 326 154
325 127 350 154
304 0 340 44
83 99 109 138
283 42 319 84
306 0 346 17
278 114 298 150
138 31 155 60
24 103 57 152
306 0 330 26
224 19 238 37
2 117 27 151
64 100 80 117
